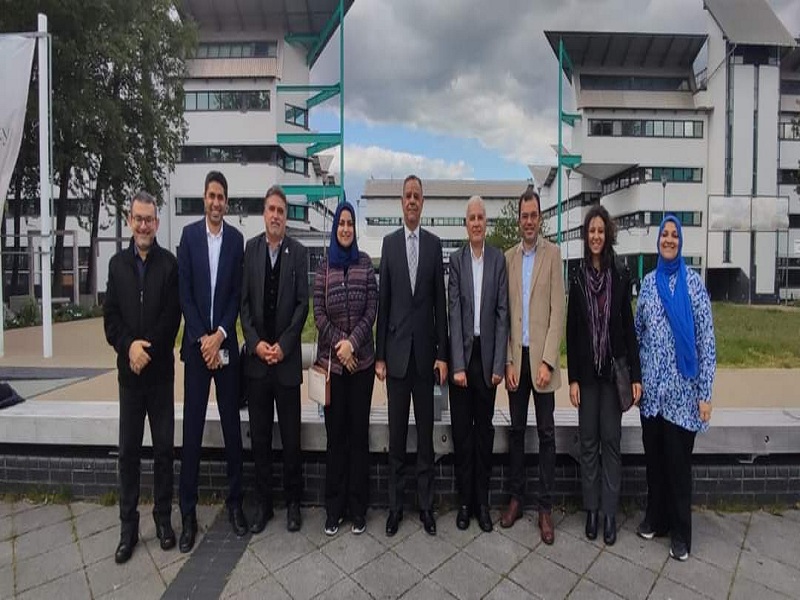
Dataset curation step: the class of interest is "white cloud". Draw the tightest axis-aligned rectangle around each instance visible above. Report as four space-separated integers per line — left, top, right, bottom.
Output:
323 144 473 180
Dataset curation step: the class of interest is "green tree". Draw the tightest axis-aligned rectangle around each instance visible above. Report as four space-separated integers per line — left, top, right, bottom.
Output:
486 195 550 252
1 1 195 297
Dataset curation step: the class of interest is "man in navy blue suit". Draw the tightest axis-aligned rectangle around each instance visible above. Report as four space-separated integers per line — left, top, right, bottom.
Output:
177 170 246 552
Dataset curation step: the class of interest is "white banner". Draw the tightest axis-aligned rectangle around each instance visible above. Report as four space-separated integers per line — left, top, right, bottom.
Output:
0 36 36 219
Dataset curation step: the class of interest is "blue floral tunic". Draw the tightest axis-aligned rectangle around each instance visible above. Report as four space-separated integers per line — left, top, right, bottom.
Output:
635 269 716 432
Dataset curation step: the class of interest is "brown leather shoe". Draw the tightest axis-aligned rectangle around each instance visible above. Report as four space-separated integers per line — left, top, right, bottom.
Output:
500 498 523 528
538 511 555 545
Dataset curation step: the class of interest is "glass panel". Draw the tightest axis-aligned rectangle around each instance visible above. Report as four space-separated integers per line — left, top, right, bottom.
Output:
612 120 622 136
208 44 219 58
230 44 242 58
196 45 208 58
197 92 209 110
185 93 196 111
694 121 703 138
654 121 663 136
219 44 230 58
685 121 694 137
208 92 220 110
645 120 654 136
242 43 253 57
664 121 674 136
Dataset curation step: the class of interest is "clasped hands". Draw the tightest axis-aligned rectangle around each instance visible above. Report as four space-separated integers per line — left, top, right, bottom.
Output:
255 340 285 365
200 330 226 369
128 339 151 375
335 339 358 373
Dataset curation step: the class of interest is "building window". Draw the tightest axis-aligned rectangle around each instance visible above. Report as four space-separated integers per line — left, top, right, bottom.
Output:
580 74 690 92
195 41 277 59
177 197 307 221
779 121 800 140
366 217 402 226
184 91 270 112
723 230 731 263
781 80 800 95
285 104 308 128
179 145 307 175
589 119 703 139
602 167 702 196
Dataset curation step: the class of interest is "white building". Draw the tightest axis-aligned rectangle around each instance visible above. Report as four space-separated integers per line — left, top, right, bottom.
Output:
540 0 799 302
3 0 349 302
359 179 531 265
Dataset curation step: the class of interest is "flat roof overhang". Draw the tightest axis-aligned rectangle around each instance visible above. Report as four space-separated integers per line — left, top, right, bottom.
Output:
545 31 707 82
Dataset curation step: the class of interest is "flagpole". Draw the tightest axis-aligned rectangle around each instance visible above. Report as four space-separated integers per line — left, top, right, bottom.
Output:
38 13 53 358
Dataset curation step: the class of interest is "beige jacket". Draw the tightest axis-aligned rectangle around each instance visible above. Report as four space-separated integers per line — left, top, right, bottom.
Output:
505 236 565 393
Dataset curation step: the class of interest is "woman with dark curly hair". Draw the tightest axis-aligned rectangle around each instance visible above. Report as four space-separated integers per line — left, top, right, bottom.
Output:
567 204 642 545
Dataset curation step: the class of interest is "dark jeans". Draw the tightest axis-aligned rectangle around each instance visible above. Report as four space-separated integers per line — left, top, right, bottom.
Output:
449 341 496 509
387 349 435 511
324 367 374 520
247 374 303 507
119 382 174 525
578 377 621 516
507 348 556 511
641 413 697 550
180 347 243 516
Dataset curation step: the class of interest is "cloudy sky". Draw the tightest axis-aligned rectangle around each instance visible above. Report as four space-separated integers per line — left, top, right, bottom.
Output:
311 0 800 200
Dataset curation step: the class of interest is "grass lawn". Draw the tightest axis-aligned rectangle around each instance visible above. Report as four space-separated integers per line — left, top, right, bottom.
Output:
176 301 800 368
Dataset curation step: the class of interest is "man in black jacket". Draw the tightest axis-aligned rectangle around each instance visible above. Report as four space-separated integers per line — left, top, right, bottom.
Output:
104 191 181 564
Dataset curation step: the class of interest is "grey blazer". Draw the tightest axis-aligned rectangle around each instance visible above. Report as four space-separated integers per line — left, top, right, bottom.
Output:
448 243 509 388
240 234 309 386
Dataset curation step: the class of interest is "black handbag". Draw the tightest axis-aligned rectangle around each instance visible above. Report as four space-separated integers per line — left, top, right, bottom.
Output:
611 355 634 412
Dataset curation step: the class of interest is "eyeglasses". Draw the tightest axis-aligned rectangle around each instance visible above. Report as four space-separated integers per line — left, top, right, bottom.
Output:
132 215 156 227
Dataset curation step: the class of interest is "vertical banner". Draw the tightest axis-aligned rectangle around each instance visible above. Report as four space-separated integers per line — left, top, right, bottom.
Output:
0 36 36 218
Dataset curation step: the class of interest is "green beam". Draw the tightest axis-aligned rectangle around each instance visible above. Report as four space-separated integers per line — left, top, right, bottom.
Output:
306 140 340 156
281 184 343 201
307 84 340 109
561 112 581 126
560 154 582 168
307 5 341 67
284 32 318 44
277 132 341 145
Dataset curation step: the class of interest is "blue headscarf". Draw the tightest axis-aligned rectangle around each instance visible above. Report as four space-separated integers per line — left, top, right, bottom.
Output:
328 201 360 268
655 215 698 379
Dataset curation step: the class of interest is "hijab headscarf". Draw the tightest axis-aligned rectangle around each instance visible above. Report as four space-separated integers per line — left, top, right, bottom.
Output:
328 201 360 269
655 215 698 379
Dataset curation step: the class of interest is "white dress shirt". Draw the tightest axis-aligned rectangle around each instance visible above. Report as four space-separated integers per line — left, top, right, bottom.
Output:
206 221 226 338
471 244 484 337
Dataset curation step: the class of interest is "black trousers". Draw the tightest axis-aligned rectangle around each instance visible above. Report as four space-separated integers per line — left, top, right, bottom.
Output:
119 382 174 525
180 347 243 516
578 377 621 516
507 347 556 511
387 350 435 511
641 413 696 550
324 367 374 520
449 340 496 509
247 373 303 507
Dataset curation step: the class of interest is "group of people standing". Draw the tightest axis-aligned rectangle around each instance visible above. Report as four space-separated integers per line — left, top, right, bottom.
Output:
103 170 716 568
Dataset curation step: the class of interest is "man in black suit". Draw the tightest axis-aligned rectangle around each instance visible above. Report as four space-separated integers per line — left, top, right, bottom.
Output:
240 185 309 533
448 196 509 533
177 170 246 551
376 174 448 537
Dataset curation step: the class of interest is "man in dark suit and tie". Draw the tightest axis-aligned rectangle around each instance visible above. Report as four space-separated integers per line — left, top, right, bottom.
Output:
448 196 509 533
177 170 247 551
240 185 309 534
376 174 448 537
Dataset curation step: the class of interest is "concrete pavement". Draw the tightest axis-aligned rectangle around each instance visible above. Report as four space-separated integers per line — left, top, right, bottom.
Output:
1 499 799 599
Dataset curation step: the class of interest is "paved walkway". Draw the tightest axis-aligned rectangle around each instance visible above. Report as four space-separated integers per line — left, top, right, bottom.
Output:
2 319 799 409
1 499 799 599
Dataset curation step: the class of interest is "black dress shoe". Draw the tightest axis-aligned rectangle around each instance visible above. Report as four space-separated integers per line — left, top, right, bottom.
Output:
287 502 302 532
114 528 139 564
250 505 274 534
385 510 403 537
179 513 197 553
603 515 617 546
585 511 598 541
420 510 436 536
153 514 176 550
477 505 493 532
228 505 248 537
456 505 470 530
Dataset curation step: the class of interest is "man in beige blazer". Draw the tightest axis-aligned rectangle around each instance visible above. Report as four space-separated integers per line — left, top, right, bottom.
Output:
500 187 565 545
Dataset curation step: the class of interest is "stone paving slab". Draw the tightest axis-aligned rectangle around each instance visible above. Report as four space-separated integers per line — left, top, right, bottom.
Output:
1 501 799 599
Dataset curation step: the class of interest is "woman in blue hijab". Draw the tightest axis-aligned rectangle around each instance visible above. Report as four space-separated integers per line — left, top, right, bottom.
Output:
312 202 378 536
634 215 716 562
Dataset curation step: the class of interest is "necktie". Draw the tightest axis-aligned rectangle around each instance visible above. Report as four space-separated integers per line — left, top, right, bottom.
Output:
408 232 418 293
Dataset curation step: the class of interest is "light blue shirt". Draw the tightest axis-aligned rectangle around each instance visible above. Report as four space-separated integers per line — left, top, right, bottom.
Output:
206 221 226 338
521 244 536 347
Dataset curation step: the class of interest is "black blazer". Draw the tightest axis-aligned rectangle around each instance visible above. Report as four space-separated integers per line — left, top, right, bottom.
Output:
448 243 508 387
376 227 448 379
240 234 309 386
566 261 642 386
177 219 243 360
103 241 181 388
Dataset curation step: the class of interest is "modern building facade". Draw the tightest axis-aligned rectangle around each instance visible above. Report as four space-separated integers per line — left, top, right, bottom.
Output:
542 0 799 302
3 0 350 301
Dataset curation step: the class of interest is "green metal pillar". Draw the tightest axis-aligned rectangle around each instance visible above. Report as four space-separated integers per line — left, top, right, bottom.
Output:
557 38 563 246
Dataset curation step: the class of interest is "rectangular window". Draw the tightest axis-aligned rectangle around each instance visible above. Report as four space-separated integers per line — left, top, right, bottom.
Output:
654 121 664 137
723 231 732 263
197 92 209 110
185 93 196 111
664 121 674 137
685 121 695 137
